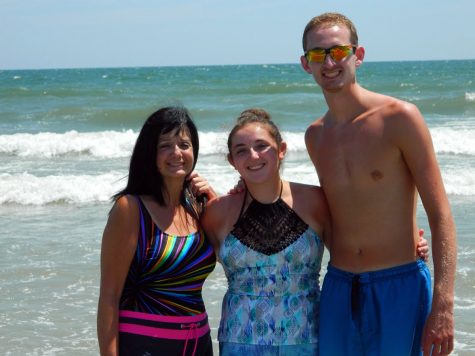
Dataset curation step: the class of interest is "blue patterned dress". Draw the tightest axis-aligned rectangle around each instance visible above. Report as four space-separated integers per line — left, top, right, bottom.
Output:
218 195 324 354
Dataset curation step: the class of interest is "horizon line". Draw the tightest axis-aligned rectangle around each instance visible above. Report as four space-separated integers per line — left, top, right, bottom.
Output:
1 58 474 72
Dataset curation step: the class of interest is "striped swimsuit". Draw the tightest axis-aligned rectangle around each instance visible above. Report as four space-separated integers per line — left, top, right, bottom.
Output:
119 197 216 355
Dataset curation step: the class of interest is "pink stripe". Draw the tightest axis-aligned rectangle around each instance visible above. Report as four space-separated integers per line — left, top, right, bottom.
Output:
119 310 207 323
119 323 210 340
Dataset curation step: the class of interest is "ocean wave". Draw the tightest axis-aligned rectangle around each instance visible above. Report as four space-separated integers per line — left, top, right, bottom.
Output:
0 172 126 205
454 296 475 310
0 130 137 158
466 92 475 102
442 167 475 196
281 132 308 152
1 126 472 159
2 157 474 206
431 127 475 156
0 130 309 159
458 247 475 257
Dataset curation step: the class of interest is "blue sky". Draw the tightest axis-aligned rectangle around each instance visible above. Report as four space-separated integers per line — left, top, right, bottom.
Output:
1 0 474 70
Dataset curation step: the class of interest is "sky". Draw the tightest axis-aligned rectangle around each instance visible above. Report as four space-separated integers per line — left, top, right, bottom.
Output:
1 0 474 70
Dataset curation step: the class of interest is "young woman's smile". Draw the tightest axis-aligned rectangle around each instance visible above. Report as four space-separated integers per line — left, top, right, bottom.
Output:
229 123 285 183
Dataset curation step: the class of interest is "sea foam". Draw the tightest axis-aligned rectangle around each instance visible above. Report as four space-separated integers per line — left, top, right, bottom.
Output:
1 162 472 206
1 125 474 205
0 130 309 159
0 130 137 158
442 168 475 196
0 172 125 205
465 92 475 101
431 126 475 156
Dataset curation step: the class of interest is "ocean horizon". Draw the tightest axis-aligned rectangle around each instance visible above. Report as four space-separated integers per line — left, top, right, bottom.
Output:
2 57 472 71
1 60 474 355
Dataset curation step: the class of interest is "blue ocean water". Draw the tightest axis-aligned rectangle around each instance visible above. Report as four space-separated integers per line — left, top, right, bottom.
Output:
0 61 474 354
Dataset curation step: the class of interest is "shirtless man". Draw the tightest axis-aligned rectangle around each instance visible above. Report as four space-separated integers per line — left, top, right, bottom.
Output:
300 13 456 356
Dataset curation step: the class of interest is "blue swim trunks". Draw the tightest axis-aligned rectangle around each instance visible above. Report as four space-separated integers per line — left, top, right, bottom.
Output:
319 260 431 356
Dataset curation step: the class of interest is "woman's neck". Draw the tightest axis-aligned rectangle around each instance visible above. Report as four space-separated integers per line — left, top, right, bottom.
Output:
245 176 283 204
162 177 185 207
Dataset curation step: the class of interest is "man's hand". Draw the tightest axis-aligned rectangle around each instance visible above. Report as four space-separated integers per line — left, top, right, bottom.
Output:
422 306 454 355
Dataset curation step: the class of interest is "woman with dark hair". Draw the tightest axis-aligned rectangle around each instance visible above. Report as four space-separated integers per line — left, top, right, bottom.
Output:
97 106 217 356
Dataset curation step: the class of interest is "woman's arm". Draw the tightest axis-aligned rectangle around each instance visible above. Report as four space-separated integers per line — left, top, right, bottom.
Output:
97 195 139 356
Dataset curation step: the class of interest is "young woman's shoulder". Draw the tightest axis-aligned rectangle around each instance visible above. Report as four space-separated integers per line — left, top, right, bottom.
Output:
202 192 244 248
205 192 243 223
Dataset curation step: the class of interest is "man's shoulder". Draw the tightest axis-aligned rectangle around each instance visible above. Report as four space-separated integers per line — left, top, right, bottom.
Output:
305 116 325 140
371 97 428 145
376 95 420 119
360 93 423 130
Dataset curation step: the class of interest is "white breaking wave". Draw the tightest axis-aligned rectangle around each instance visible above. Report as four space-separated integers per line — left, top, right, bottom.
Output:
1 127 473 159
441 167 475 196
465 92 475 101
0 172 126 205
199 131 228 155
431 127 475 155
0 130 137 158
281 132 307 152
2 160 473 206
196 131 306 154
0 130 232 158
1 124 475 205
0 130 310 159
454 296 475 310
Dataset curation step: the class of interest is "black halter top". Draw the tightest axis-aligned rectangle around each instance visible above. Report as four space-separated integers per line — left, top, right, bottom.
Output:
230 182 308 255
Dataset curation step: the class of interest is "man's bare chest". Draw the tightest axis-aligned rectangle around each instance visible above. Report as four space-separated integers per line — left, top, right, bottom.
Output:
313 131 397 189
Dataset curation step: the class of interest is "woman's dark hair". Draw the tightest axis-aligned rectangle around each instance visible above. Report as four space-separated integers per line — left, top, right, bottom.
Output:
114 106 203 220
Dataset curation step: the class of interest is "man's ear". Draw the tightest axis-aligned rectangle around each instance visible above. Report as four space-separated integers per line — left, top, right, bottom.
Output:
355 46 365 68
300 55 312 74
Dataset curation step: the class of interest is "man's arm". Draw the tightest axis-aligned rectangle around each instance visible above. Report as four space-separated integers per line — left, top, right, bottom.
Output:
392 102 456 355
